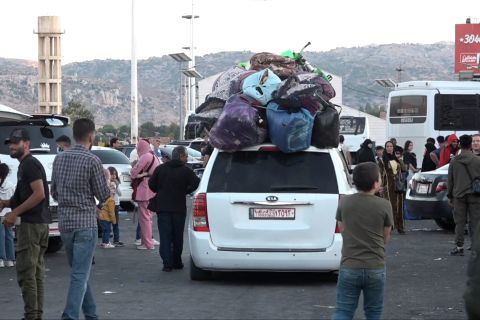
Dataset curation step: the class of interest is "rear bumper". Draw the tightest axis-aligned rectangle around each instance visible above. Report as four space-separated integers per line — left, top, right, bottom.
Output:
189 230 342 272
405 196 452 219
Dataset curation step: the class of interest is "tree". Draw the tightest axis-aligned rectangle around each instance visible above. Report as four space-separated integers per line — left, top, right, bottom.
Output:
63 100 94 123
139 122 156 137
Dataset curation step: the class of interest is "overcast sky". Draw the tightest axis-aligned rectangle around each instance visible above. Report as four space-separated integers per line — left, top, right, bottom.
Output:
0 0 478 64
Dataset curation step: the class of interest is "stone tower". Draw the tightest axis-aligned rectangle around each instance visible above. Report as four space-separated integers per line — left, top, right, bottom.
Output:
36 16 63 114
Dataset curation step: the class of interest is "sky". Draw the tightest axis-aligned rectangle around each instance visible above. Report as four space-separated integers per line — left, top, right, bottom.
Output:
0 0 479 64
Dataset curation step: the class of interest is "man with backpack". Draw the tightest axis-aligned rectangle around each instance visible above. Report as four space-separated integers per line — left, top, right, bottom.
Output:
447 134 480 256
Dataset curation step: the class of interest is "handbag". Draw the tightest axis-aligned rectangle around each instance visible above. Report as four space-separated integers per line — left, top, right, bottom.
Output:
131 154 156 200
461 163 480 195
394 172 407 193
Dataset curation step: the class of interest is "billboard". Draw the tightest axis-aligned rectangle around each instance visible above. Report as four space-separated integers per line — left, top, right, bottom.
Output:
455 24 480 74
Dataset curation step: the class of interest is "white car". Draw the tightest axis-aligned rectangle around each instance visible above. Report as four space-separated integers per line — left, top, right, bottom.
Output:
188 144 354 280
90 146 133 209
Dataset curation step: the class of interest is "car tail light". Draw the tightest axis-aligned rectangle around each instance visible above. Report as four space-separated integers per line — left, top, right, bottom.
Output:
335 194 345 233
335 221 341 233
435 181 447 193
193 193 209 232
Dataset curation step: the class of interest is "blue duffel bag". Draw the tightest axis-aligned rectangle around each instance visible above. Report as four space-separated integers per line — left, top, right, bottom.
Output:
242 69 281 105
266 102 314 153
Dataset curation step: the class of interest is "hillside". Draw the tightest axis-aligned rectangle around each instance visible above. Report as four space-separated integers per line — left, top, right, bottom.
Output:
0 43 456 126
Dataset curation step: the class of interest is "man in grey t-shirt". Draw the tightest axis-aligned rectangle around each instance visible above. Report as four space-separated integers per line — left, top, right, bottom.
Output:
333 162 393 320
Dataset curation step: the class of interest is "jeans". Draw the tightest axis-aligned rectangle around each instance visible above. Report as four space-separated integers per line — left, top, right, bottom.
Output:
15 223 49 320
333 267 386 320
112 205 120 243
156 212 186 268
0 224 15 261
61 228 98 320
99 220 112 244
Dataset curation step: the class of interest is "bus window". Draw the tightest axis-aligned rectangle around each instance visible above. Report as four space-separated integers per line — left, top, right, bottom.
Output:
340 117 366 135
389 95 427 124
434 94 480 130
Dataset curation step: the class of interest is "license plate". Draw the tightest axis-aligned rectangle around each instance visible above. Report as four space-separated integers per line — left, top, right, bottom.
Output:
122 174 132 182
416 183 430 194
249 208 295 220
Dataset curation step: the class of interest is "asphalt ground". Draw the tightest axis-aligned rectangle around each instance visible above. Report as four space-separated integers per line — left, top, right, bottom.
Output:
0 205 473 320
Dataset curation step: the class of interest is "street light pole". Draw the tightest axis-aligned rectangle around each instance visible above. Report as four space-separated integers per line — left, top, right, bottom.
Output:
182 0 199 115
130 0 138 144
169 52 191 140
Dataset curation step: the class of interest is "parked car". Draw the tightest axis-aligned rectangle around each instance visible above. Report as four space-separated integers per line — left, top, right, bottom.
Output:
90 147 134 210
405 164 454 231
169 138 205 152
160 145 203 170
188 144 354 280
118 144 136 159
0 106 72 253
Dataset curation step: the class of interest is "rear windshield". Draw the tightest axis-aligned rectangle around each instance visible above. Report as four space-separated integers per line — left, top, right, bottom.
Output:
207 151 338 193
91 149 130 164
0 125 73 155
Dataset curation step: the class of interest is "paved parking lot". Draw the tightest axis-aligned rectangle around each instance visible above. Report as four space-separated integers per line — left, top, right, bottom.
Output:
0 210 472 319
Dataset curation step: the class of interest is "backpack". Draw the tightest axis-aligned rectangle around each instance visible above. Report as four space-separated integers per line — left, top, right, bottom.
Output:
311 102 340 149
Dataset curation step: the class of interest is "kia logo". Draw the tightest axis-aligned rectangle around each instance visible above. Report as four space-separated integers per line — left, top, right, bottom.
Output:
266 196 278 202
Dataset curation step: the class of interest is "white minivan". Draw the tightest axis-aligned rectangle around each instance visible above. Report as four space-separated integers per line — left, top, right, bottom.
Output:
188 144 354 280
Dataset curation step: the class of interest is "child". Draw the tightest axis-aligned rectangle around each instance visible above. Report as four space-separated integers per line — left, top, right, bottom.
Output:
98 169 117 249
0 163 15 267
333 162 393 320
108 167 123 247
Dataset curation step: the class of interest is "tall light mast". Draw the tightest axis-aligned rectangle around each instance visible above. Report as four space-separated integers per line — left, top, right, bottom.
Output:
130 0 139 143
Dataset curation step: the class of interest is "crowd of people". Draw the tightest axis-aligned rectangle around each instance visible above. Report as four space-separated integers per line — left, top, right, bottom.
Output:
1 121 479 319
0 119 200 319
337 133 480 319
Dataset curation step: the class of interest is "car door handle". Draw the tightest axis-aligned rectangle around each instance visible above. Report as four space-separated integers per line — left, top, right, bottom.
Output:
231 201 313 206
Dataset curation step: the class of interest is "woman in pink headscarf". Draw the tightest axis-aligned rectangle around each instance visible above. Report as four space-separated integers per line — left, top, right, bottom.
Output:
131 139 161 250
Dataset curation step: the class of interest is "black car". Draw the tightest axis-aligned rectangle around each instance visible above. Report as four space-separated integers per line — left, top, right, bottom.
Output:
405 164 455 231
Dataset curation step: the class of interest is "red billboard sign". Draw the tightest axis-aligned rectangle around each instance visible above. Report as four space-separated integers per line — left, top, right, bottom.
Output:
455 24 480 73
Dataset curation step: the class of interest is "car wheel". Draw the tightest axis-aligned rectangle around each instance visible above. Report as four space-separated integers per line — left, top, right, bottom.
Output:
46 237 63 253
190 256 211 281
434 217 455 232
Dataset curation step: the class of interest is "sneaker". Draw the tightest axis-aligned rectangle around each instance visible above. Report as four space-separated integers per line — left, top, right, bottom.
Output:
134 239 141 246
101 243 115 249
0 260 4 268
5 260 15 267
450 247 464 256
136 245 155 250
153 239 160 246
113 241 124 247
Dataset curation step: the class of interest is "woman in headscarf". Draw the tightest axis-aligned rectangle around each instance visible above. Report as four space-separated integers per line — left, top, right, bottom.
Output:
356 139 376 164
438 134 459 167
380 140 407 234
421 142 437 172
131 139 161 250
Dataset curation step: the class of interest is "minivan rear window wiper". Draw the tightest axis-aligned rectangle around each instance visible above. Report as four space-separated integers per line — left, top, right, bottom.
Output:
271 185 320 191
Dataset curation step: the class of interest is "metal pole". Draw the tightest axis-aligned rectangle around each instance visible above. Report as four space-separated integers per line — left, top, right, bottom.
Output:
189 0 196 114
179 62 183 139
130 0 139 144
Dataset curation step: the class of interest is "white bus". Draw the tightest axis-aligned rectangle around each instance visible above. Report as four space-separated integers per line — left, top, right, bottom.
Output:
339 116 370 164
387 81 480 157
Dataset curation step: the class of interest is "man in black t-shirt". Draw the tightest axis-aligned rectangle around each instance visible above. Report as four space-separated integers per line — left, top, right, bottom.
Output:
0 128 51 320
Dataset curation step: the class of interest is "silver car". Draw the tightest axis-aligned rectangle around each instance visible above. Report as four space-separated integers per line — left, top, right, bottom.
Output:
91 147 133 210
